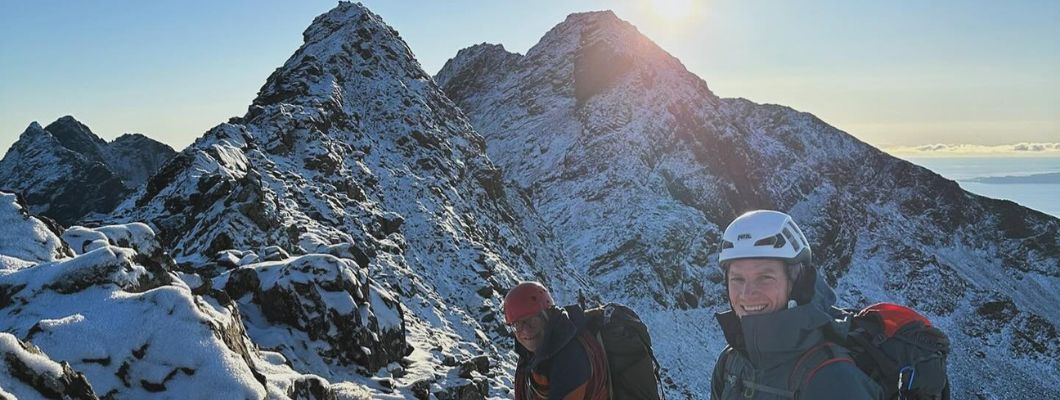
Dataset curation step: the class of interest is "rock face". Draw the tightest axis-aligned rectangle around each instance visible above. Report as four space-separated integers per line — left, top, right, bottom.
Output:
0 116 176 225
105 133 179 188
437 11 1060 398
216 253 412 379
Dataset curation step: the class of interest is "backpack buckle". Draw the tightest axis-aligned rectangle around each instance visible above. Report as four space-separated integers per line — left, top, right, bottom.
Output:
872 333 887 346
742 384 755 398
603 305 615 324
898 366 916 392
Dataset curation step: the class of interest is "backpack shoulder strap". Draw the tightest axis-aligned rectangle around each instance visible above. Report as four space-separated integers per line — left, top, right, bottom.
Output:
788 341 855 397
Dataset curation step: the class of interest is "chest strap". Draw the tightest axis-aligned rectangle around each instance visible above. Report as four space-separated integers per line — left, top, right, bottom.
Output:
740 379 795 398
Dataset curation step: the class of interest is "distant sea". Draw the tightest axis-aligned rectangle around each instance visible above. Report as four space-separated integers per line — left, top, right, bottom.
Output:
904 156 1060 218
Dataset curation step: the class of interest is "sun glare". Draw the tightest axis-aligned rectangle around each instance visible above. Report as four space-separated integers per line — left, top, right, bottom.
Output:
648 0 699 22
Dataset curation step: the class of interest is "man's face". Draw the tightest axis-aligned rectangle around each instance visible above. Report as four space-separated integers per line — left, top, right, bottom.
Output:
727 258 792 318
511 313 547 352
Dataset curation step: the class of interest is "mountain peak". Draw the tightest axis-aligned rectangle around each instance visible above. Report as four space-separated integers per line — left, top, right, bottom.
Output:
435 43 522 100
43 115 107 158
440 9 710 110
528 9 646 59
561 10 621 26
17 122 50 142
250 1 427 112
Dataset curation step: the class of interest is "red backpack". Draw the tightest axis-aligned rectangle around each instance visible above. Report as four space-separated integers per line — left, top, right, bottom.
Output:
792 303 951 399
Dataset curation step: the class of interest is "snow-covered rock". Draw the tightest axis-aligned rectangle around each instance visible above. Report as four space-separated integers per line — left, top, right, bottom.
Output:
0 192 72 270
0 333 98 400
1 225 263 398
0 191 350 399
215 253 411 380
438 10 1060 398
0 116 176 225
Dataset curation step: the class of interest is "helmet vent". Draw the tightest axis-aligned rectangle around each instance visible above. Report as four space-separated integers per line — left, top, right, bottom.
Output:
721 240 734 249
782 228 801 252
754 233 787 249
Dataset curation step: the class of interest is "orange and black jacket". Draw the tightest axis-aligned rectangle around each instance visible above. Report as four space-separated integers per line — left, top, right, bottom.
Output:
514 305 608 400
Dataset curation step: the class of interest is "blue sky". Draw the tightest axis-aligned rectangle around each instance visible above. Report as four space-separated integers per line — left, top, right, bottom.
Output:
1 0 1057 155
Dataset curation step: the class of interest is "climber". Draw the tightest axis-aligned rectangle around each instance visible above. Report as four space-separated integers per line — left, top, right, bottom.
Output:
710 210 883 399
505 281 609 400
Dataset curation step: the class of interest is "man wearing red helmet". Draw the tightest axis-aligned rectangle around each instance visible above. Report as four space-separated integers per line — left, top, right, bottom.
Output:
504 281 608 400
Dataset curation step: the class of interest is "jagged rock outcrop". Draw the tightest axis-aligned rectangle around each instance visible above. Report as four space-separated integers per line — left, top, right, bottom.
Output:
0 116 176 225
216 253 412 378
438 11 1060 398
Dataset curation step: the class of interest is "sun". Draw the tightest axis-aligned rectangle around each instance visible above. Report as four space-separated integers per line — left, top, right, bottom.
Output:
647 0 699 22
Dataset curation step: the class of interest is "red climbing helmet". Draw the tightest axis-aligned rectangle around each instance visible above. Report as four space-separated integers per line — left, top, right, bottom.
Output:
503 281 554 324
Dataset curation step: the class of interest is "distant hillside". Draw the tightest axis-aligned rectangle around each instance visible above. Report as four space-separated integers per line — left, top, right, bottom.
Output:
969 172 1060 184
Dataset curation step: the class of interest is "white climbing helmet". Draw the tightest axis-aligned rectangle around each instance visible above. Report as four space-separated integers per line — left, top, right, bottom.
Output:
719 210 812 268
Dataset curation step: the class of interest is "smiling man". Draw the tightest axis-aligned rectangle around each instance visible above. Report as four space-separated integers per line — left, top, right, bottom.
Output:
504 282 609 400
711 210 883 399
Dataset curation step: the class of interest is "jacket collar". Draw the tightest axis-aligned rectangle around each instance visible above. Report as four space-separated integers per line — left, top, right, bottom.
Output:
715 268 838 369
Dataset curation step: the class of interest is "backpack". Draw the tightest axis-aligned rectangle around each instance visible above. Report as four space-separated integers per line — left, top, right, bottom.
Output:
792 303 951 400
583 303 663 400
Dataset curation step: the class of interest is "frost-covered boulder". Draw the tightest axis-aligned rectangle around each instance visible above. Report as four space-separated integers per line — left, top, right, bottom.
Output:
216 253 412 380
0 201 274 398
0 246 270 398
0 333 98 400
62 222 163 260
0 192 73 271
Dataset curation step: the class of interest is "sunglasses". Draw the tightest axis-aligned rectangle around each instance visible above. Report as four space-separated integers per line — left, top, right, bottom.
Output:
507 314 546 334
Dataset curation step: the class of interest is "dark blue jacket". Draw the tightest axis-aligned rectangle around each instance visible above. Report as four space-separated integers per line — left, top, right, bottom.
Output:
711 270 883 399
514 305 607 400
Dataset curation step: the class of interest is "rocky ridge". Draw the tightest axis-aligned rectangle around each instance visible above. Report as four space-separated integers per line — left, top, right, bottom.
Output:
105 2 591 397
2 3 1056 399
437 10 1060 398
0 116 176 225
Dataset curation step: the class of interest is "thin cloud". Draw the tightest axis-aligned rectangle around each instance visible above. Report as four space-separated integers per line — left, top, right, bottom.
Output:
884 143 1060 156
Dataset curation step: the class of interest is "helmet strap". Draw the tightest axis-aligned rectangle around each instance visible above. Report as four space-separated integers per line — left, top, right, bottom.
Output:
789 264 817 305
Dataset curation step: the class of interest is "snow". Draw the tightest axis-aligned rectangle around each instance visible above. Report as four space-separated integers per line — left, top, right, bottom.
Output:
0 333 64 377
0 255 267 398
62 225 110 255
437 7 1060 398
0 192 69 266
369 287 403 330
0 333 72 399
2 2 1056 398
93 222 160 255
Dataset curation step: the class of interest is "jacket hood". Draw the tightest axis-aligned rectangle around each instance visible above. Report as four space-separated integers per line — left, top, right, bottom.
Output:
715 266 839 369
